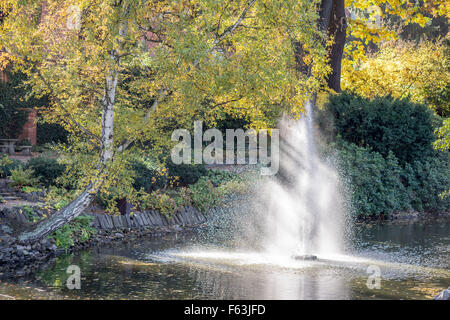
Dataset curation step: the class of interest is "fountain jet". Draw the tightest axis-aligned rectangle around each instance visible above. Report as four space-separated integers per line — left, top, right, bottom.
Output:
261 100 345 258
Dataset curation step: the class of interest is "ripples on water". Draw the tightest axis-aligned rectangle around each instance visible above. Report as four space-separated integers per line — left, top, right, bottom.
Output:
0 220 449 300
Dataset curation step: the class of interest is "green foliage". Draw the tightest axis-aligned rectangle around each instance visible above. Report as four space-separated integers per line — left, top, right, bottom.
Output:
166 161 208 187
0 155 21 178
401 155 450 213
434 118 450 152
188 177 221 212
21 186 43 193
335 139 450 218
36 122 69 145
50 225 73 249
43 186 75 210
335 140 410 218
22 205 39 223
206 170 240 186
218 179 249 197
131 159 167 193
9 166 40 188
0 195 4 204
26 156 65 187
48 215 96 249
141 190 178 217
319 92 436 164
132 157 207 192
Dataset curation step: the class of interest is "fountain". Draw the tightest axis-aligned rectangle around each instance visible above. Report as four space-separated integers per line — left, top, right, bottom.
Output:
160 99 349 266
261 100 346 259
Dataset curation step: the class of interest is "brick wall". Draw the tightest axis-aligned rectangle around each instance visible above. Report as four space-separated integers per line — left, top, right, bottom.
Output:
17 109 37 145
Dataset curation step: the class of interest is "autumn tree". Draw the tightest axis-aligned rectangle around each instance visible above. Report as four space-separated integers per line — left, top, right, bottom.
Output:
1 0 447 242
0 0 329 242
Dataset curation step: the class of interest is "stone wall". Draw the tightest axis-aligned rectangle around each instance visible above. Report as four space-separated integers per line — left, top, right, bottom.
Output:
89 206 206 230
0 205 208 276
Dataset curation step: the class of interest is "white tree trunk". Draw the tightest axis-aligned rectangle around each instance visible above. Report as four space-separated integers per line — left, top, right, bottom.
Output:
18 12 128 243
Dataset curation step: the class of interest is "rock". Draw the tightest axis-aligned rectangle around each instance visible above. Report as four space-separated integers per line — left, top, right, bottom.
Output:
0 224 13 234
433 287 450 300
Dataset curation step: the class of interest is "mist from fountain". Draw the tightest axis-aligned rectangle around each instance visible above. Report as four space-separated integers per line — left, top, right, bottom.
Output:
261 100 347 258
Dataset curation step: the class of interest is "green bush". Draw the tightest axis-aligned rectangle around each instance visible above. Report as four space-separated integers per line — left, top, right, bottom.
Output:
26 156 65 187
335 140 411 218
401 155 450 213
0 155 22 178
141 190 178 217
319 92 436 164
48 215 96 249
9 166 40 188
132 158 207 192
206 169 239 186
335 139 450 218
189 177 221 212
166 161 207 186
132 160 167 192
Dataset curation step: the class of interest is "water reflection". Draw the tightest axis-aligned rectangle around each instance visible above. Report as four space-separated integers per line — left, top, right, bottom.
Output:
0 220 448 300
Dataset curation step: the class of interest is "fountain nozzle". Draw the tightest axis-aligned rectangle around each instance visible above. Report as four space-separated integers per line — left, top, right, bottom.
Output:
292 254 317 261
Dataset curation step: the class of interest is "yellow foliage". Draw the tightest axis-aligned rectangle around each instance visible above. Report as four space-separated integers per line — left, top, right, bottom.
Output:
342 39 449 116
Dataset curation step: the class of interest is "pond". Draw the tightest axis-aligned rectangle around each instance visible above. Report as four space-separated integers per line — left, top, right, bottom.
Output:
0 220 448 300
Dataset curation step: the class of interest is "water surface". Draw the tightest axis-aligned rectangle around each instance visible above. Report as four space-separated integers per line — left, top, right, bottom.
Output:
0 220 448 300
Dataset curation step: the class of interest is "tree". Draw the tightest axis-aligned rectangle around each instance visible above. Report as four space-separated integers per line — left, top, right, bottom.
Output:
1 0 447 242
1 0 328 242
341 39 449 117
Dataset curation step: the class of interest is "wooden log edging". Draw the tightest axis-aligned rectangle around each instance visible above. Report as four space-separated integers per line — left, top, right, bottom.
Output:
88 206 206 230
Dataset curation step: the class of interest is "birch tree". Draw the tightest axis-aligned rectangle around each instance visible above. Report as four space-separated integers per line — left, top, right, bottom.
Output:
0 0 445 242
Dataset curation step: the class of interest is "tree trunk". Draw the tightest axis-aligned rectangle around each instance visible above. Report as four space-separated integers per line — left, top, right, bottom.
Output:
326 0 347 92
18 185 99 243
294 0 347 91
18 11 128 243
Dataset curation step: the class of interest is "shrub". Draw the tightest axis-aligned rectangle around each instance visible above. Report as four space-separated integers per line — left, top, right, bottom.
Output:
218 179 248 196
166 161 207 186
189 177 221 212
9 166 40 188
334 138 450 218
21 186 43 193
48 215 96 249
402 156 450 213
141 190 178 217
45 186 74 210
335 140 411 218
0 155 21 178
132 158 207 192
22 205 40 223
26 156 65 187
206 169 239 186
319 93 436 164
132 160 167 192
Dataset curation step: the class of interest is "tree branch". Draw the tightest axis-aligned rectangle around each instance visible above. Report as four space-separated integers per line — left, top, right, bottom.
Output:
36 71 101 147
